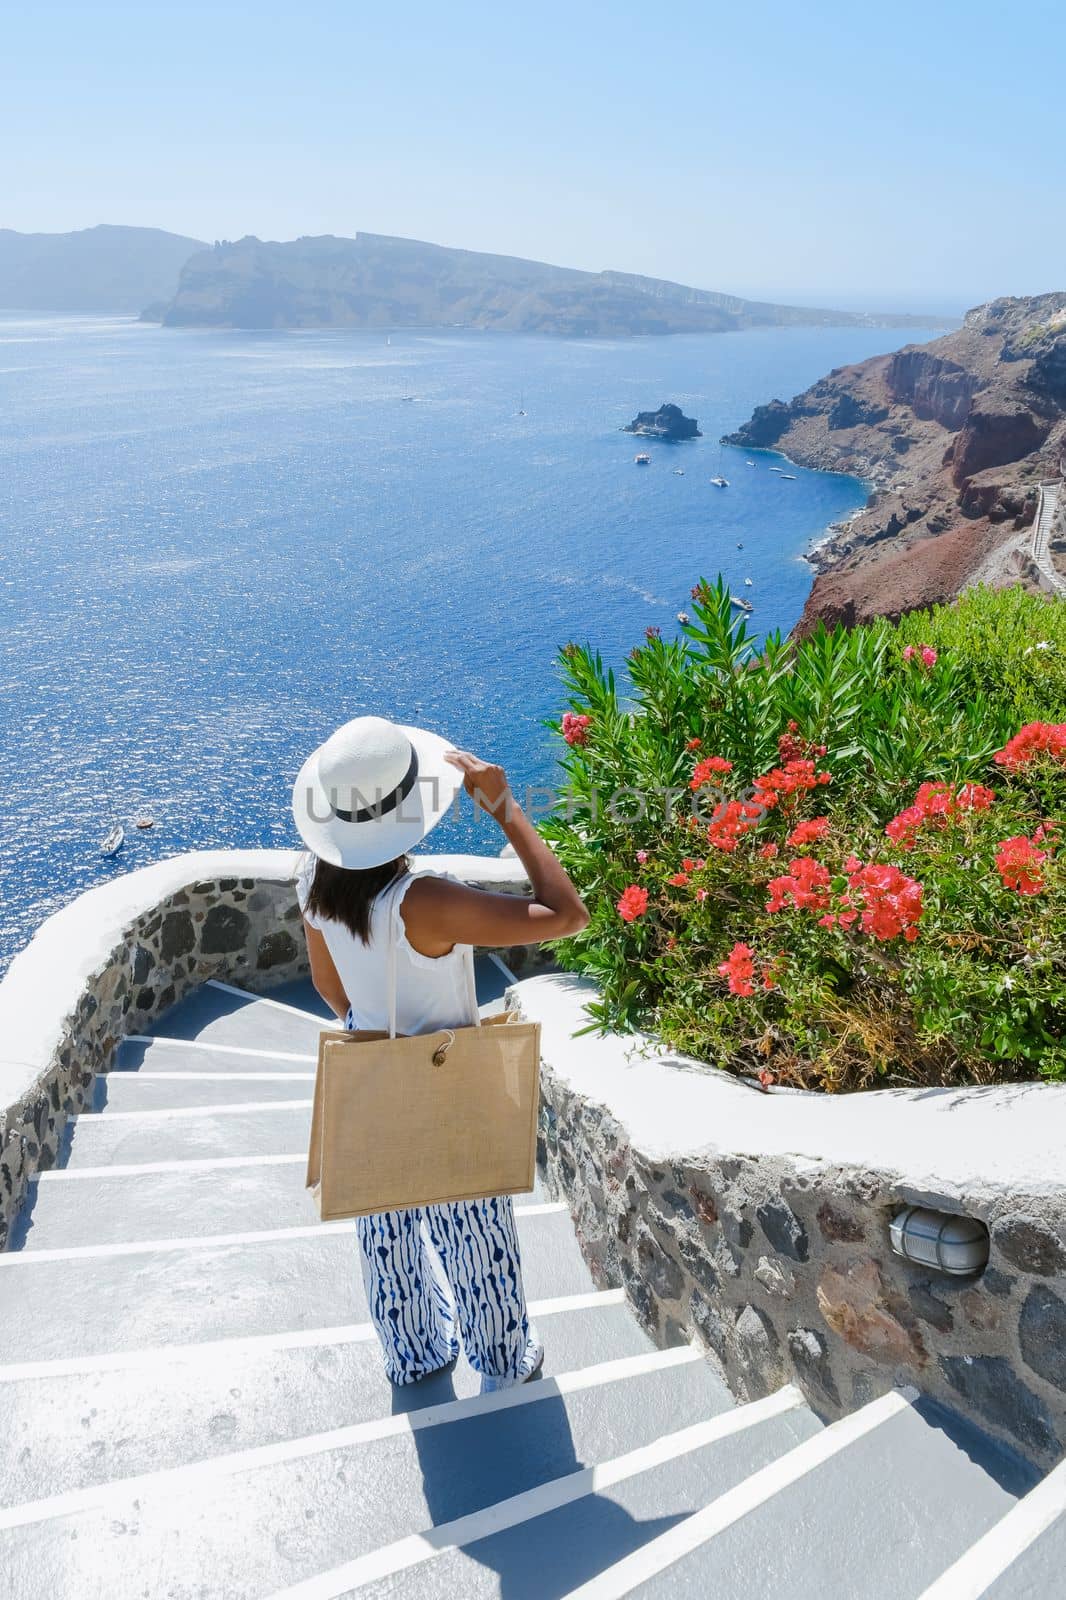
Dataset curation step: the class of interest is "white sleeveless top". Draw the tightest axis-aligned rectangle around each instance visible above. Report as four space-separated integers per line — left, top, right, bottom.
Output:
295 855 478 1036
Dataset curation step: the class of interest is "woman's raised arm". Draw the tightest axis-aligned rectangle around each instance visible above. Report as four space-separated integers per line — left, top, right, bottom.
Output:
400 750 588 956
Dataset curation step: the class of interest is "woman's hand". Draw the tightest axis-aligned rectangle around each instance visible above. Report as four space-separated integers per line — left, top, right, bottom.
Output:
444 749 513 821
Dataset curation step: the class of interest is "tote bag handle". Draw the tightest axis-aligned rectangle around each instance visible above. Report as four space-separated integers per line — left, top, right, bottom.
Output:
384 873 482 1039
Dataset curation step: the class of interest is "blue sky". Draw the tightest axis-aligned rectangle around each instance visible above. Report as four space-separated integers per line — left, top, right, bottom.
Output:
3 0 1063 313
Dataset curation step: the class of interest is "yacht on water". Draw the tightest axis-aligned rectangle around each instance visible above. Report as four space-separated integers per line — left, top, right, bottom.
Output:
134 814 155 830
634 453 651 465
730 595 754 613
710 476 729 488
780 473 797 480
744 577 753 586
746 460 756 466
100 824 124 857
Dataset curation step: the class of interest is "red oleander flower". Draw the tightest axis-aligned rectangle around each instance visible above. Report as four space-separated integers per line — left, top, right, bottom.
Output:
885 782 995 849
847 862 924 941
636 849 648 864
707 798 763 852
682 857 696 871
696 887 708 901
994 723 1066 772
617 884 649 922
561 711 592 747
903 642 937 667
667 871 689 887
753 758 832 810
766 857 832 914
718 941 756 996
995 835 1048 895
690 755 734 788
921 646 938 667
686 737 702 750
758 842 779 860
787 817 830 848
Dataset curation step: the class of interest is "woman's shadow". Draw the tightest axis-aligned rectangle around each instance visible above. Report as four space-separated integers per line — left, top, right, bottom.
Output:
391 1358 686 1596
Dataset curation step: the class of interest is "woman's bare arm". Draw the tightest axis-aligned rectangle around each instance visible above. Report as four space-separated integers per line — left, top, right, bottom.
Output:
401 750 589 956
303 921 350 1020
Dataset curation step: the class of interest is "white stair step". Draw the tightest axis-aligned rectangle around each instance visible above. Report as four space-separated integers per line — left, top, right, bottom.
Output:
0 1346 731 1600
266 1387 822 1600
15 1157 322 1248
20 1154 550 1253
90 1068 316 1112
0 1295 651 1505
918 1455 1066 1600
586 1392 1022 1600
119 1035 317 1071
56 1101 314 1167
149 981 327 1052
0 1209 593 1364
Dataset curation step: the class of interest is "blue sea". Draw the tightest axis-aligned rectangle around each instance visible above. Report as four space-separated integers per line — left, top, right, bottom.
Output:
0 315 942 966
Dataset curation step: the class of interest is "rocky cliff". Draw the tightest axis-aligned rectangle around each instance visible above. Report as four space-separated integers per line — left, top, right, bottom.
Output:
726 294 1066 632
151 232 949 338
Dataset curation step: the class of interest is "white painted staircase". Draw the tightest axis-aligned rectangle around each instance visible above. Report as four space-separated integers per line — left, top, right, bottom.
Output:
0 974 1062 1598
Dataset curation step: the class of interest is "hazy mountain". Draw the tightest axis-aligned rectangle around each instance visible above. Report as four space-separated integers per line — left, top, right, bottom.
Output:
0 225 206 312
152 232 950 337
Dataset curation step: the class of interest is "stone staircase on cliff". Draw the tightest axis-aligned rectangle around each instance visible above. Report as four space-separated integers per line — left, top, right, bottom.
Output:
1030 479 1065 597
1 975 1064 1599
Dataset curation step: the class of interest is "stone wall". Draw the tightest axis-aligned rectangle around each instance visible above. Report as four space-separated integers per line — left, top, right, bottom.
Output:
520 972 1066 1475
0 849 531 1253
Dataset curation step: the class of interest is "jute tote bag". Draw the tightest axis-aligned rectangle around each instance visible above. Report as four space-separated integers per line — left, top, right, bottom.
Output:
306 877 541 1220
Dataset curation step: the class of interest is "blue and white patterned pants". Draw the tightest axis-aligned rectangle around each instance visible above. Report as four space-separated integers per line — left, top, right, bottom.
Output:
346 1012 536 1387
357 1198 533 1386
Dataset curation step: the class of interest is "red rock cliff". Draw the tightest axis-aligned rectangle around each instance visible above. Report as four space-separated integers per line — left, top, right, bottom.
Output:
725 294 1066 632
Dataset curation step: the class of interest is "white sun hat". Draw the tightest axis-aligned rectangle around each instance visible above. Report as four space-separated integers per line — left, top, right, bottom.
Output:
292 716 465 869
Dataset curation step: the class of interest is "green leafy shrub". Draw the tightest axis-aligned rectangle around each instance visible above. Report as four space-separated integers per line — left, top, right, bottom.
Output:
894 584 1066 724
542 580 1066 1090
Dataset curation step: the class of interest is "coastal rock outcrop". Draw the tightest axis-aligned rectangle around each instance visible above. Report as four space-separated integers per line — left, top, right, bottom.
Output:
725 292 1066 631
623 402 701 440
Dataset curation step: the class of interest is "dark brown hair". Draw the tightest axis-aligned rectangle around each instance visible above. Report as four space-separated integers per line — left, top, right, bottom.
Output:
303 854 409 944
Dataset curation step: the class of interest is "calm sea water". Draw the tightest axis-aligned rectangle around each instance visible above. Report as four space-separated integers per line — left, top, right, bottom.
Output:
0 315 941 965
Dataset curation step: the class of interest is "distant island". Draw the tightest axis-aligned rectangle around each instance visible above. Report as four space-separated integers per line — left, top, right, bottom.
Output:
143 231 953 338
725 292 1066 632
0 225 207 312
624 403 701 440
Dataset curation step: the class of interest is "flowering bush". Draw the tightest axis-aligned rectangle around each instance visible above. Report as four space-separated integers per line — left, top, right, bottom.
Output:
543 579 1066 1090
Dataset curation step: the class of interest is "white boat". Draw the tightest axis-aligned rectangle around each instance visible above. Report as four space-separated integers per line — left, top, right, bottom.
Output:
634 453 651 465
780 473 797 480
100 824 124 857
769 466 783 473
710 476 729 488
744 578 753 586
134 814 155 830
730 595 754 613
746 460 755 466
673 468 685 476
400 395 416 403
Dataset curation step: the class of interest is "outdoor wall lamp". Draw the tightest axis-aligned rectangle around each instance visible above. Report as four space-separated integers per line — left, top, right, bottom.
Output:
889 1206 990 1276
